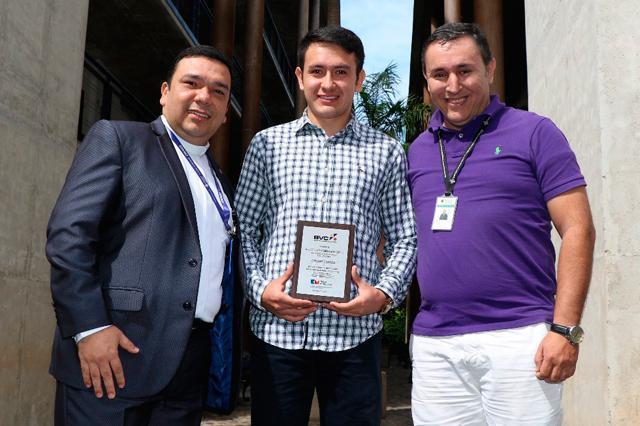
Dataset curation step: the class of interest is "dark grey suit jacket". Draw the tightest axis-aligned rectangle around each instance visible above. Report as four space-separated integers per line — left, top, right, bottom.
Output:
46 117 241 400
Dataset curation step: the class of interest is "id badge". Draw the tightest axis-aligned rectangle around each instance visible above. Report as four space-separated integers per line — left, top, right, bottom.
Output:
431 195 458 231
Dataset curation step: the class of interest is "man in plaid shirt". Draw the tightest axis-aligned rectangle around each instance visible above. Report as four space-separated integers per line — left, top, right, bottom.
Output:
235 26 416 426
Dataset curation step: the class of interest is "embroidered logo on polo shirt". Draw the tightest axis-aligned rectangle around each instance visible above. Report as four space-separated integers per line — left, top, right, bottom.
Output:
494 146 502 155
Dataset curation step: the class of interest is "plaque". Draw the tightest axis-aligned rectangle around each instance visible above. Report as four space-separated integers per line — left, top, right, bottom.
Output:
291 221 355 303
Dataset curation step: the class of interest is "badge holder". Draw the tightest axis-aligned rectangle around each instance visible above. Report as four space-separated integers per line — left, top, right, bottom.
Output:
431 195 458 231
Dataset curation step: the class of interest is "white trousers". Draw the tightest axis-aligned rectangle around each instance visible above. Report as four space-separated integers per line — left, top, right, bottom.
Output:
410 323 562 426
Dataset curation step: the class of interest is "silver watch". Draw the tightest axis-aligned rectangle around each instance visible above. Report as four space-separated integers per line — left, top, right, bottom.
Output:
550 323 584 345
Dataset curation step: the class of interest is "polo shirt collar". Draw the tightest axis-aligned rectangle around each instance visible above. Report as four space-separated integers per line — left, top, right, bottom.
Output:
427 95 504 142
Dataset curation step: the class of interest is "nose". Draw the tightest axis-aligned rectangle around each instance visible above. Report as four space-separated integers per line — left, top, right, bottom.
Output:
320 73 336 90
446 73 461 94
194 86 211 104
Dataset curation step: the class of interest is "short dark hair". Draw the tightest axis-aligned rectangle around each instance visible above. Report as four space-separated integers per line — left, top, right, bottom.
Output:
166 45 232 85
297 26 365 74
421 22 493 73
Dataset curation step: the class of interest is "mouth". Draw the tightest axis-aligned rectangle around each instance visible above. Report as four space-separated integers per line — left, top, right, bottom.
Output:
318 94 339 103
445 96 467 106
187 109 211 120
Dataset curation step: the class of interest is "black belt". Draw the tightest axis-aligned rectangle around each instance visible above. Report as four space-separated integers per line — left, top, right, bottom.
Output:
191 318 213 331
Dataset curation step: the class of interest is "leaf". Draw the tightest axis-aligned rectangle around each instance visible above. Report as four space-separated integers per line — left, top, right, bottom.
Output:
355 62 430 143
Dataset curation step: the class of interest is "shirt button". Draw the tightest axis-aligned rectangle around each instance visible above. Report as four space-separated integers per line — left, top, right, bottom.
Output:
183 301 193 311
458 133 464 139
321 196 326 203
188 258 198 267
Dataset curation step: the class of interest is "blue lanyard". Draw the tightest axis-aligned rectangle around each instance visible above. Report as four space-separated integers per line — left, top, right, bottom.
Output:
168 130 235 236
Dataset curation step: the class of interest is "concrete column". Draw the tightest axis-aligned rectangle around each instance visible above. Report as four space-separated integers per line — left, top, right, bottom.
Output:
311 0 321 30
444 0 461 23
525 0 640 424
0 0 89 424
241 0 265 154
211 0 236 173
474 0 505 100
326 0 340 26
296 0 310 116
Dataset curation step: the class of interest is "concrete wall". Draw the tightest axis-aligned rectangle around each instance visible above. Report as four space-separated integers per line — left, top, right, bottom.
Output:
0 0 88 423
525 0 640 424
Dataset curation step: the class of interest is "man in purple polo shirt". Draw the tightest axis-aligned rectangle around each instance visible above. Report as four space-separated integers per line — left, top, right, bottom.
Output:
407 23 595 425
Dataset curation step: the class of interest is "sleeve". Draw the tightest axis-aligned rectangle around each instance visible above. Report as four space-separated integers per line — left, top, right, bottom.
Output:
375 143 417 307
234 134 270 310
45 120 122 338
530 118 586 201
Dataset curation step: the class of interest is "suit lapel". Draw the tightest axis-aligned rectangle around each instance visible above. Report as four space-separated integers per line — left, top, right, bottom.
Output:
151 117 201 245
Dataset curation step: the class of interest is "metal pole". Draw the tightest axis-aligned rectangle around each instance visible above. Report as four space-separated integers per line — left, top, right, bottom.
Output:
296 0 310 116
241 0 265 154
474 0 505 100
444 0 461 23
326 0 340 26
211 0 236 173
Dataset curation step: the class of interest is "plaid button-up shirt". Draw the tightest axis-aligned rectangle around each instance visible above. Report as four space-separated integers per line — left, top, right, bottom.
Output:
235 113 416 351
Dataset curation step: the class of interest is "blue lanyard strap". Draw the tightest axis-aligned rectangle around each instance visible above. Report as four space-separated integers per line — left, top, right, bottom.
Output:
168 130 235 236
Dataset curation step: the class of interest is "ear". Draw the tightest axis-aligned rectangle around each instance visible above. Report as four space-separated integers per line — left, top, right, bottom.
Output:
159 82 169 107
355 69 366 93
295 67 304 90
486 58 496 84
423 71 431 92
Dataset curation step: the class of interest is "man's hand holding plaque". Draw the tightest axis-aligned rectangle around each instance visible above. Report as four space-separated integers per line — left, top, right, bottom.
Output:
322 265 390 316
261 263 317 322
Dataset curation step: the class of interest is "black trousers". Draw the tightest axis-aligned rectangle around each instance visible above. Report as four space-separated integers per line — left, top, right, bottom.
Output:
250 333 382 426
54 327 211 426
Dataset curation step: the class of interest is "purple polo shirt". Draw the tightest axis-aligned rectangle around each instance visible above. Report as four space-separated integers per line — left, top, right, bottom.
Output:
407 96 586 336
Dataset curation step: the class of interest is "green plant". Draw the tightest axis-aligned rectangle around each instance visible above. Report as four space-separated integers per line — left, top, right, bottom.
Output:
382 307 406 347
354 62 431 146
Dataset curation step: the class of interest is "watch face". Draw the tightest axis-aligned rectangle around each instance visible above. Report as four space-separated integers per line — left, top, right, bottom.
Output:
569 326 584 344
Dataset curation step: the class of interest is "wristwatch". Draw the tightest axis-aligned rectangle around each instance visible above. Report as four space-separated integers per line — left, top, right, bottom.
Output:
378 291 393 315
550 323 584 345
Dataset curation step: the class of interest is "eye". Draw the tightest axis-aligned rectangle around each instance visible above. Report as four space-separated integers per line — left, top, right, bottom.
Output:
432 72 447 80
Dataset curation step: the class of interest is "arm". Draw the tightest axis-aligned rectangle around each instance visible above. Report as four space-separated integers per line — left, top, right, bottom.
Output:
328 144 417 316
235 135 315 321
45 120 138 398
535 186 595 383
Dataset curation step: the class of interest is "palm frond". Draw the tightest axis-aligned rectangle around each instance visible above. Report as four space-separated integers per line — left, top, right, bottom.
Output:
355 62 430 143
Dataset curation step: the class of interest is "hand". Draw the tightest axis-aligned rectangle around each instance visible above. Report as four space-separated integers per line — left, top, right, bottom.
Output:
77 326 139 399
261 263 317 322
324 266 388 317
534 331 579 383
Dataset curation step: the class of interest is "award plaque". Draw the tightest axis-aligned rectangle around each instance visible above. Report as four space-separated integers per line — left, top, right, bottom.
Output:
291 221 355 303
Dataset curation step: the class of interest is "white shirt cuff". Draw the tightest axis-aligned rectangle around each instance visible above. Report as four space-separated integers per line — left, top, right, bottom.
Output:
73 325 112 343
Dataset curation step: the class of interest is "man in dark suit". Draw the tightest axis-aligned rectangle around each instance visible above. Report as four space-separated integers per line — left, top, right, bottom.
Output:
45 45 242 425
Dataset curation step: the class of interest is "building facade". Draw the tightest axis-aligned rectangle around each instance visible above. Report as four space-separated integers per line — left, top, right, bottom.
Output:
526 1 640 424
